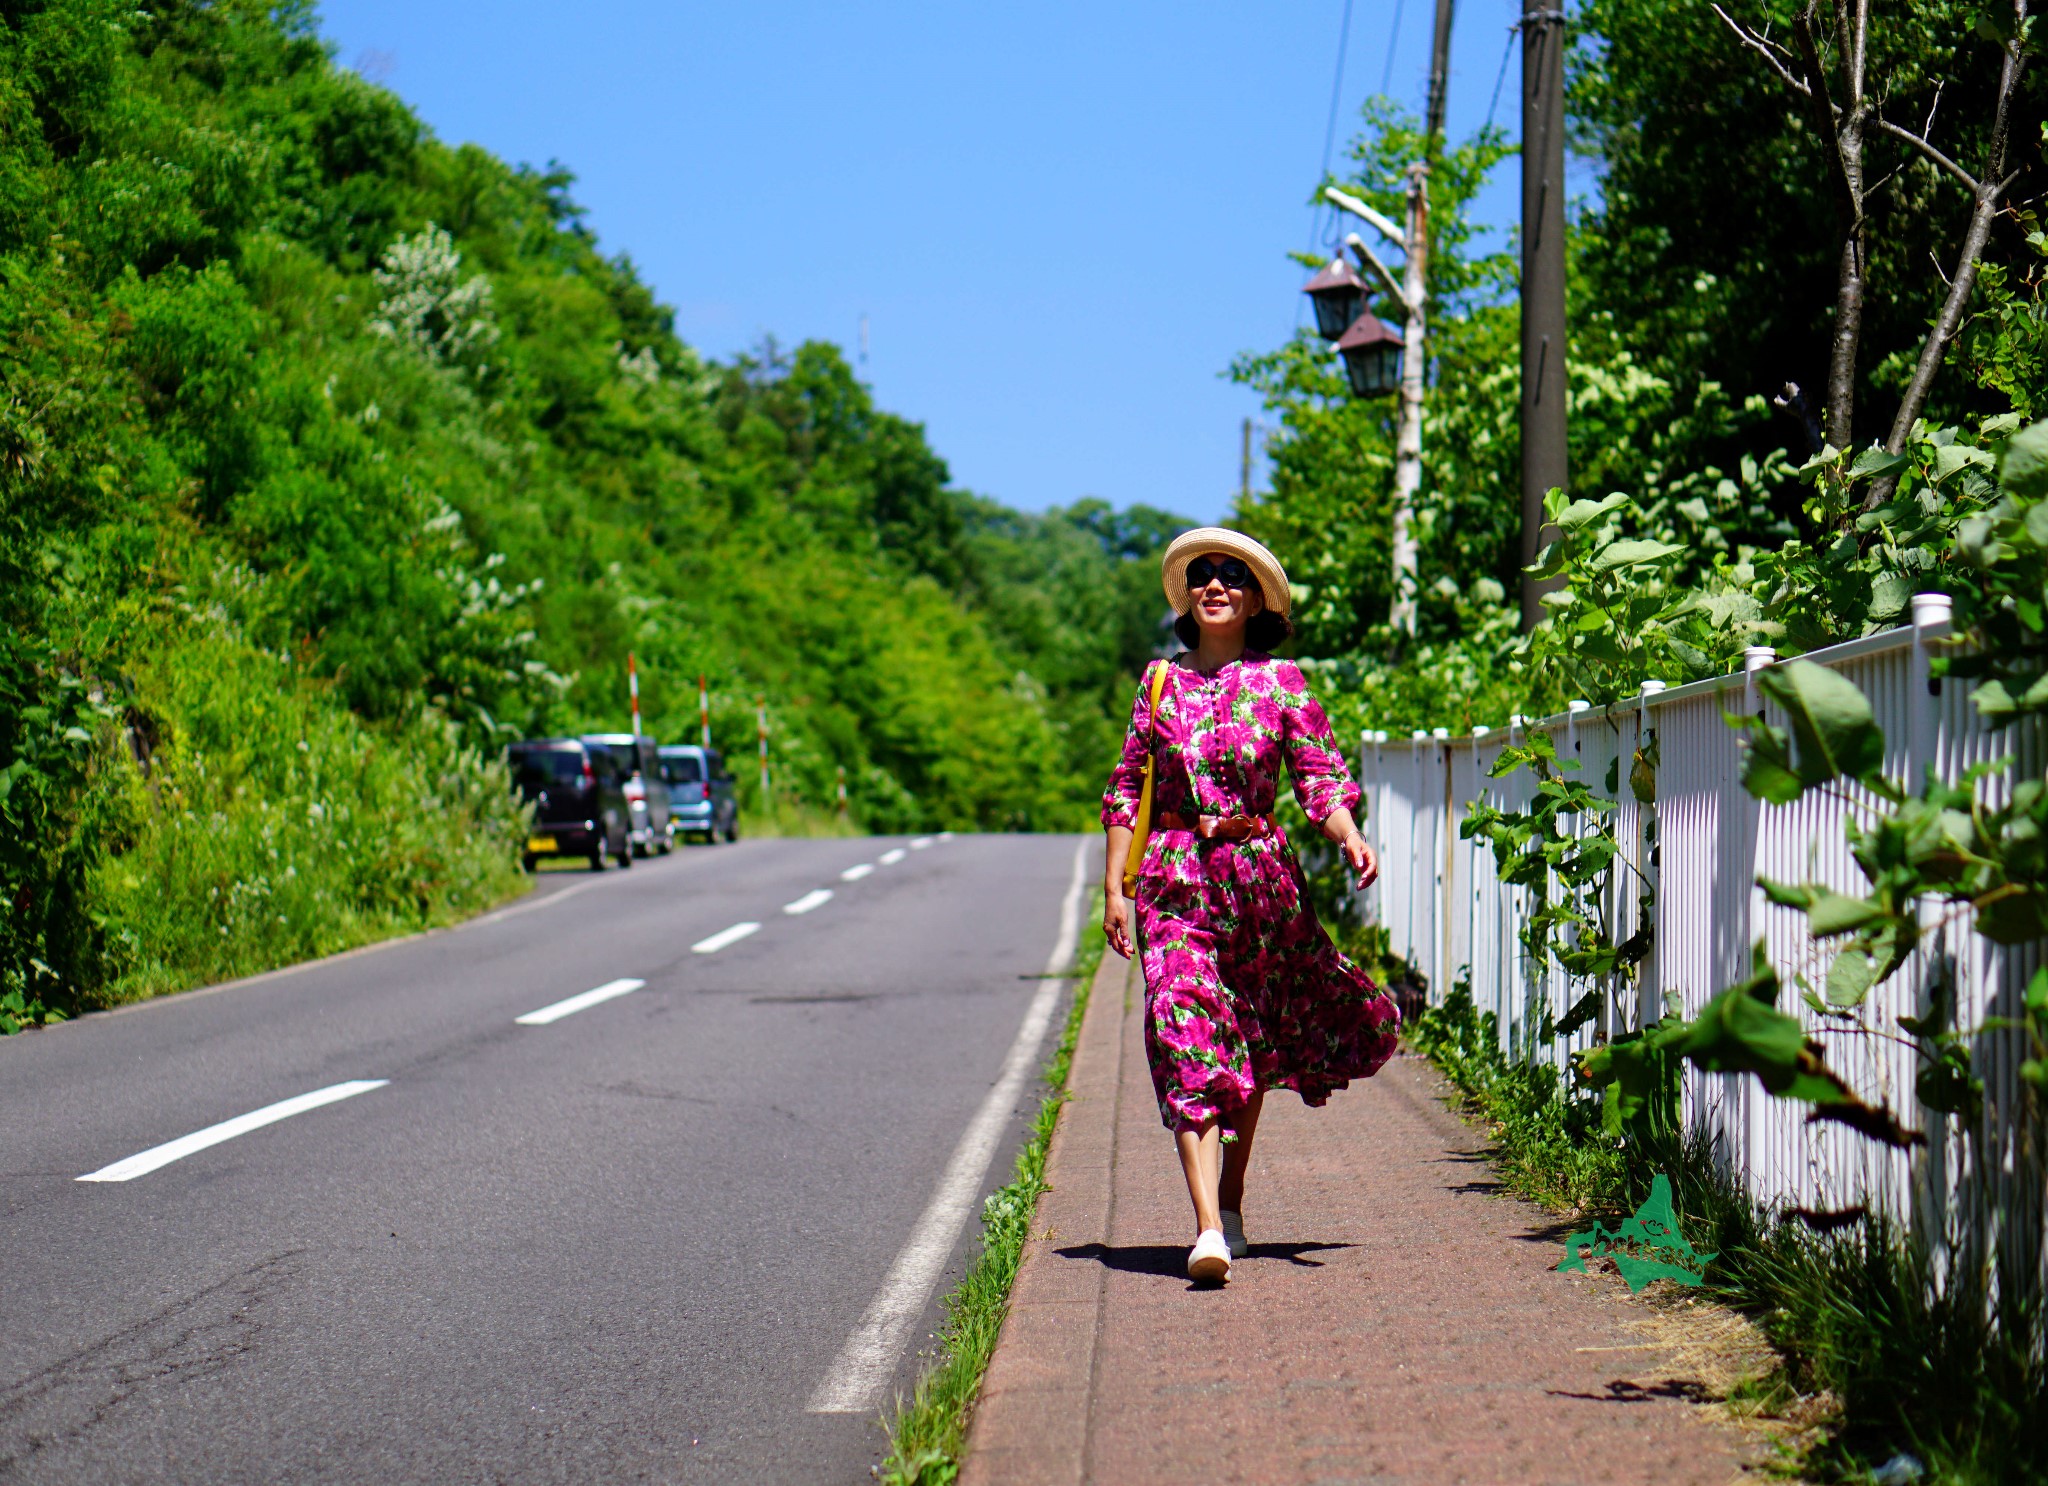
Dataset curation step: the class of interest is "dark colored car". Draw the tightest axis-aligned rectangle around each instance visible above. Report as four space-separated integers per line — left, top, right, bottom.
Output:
508 738 634 872
579 733 674 858
658 744 739 843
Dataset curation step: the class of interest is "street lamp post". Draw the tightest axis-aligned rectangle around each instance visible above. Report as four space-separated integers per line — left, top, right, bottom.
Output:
1317 182 1428 637
1306 0 1456 641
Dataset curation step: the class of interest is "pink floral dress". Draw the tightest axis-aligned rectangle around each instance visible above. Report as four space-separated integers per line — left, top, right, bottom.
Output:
1101 652 1401 1136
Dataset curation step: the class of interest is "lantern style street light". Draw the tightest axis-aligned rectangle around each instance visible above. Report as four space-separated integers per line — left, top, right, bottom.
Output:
1334 311 1403 399
1301 254 1367 342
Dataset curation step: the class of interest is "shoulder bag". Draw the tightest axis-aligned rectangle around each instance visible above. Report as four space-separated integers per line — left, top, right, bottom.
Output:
1120 660 1170 899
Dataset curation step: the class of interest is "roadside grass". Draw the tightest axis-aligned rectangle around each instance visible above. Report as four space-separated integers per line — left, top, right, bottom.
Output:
733 795 863 838
878 887 1107 1486
1407 983 2047 1485
42 630 529 1022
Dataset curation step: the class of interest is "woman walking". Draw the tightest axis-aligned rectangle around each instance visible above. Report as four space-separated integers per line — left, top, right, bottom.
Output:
1101 528 1400 1286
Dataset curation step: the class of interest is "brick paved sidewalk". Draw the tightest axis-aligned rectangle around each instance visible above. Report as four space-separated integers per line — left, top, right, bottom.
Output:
962 950 1761 1486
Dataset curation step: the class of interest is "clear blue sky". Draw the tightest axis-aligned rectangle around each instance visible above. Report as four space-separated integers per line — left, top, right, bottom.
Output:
315 1 1531 524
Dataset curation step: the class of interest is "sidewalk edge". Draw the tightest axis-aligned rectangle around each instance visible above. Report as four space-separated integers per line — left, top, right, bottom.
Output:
958 942 1132 1486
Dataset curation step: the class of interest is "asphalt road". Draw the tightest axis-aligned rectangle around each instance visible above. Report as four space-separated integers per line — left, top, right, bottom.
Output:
0 832 1089 1484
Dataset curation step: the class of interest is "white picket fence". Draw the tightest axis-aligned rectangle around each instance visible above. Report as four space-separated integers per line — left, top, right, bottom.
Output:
1358 594 2044 1301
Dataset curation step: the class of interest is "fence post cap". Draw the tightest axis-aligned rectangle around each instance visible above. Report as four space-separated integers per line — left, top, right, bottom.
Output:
1431 727 1450 739
1411 729 1428 741
1639 679 1668 696
1567 698 1592 714
1743 645 1777 671
1509 712 1525 728
1472 723 1490 737
1910 591 1954 629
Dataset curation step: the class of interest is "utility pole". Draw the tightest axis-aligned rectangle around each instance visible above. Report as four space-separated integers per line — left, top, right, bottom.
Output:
1520 0 1568 631
1239 417 1253 507
1323 0 1455 639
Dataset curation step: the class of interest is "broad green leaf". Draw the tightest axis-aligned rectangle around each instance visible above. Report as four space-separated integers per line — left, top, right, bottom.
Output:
1554 492 1632 532
1849 446 1910 479
1756 660 1886 789
1974 885 2048 944
1825 949 1875 1008
1590 539 1688 575
1556 988 1604 1036
1759 877 1816 911
2025 498 2048 548
1807 890 1888 937
1931 443 1995 482
1734 717 1806 804
1956 514 2003 567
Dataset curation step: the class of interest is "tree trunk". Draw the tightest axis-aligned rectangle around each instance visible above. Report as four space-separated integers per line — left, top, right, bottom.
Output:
1875 24 2026 475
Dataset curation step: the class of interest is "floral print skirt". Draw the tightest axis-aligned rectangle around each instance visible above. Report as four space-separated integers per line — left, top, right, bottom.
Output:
1137 828 1401 1135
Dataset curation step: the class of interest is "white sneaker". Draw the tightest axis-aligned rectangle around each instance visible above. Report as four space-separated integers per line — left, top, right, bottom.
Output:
1187 1228 1231 1285
1219 1210 1247 1260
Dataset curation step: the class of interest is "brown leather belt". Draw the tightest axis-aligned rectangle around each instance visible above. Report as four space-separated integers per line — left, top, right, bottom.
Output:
1155 811 1276 841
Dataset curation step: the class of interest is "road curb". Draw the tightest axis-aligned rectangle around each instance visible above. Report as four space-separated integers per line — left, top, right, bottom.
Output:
959 940 1133 1485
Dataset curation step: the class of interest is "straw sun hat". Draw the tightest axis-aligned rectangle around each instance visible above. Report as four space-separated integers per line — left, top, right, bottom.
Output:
1160 527 1291 620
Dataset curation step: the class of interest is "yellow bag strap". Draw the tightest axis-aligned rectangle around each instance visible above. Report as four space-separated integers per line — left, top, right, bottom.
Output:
1120 660 1170 898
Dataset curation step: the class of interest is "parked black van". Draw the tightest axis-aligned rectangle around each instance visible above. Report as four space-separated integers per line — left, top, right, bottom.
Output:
578 734 674 858
508 738 634 872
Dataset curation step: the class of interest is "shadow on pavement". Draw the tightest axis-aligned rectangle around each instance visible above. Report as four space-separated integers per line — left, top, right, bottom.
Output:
1545 1378 1718 1405
1055 1241 1357 1275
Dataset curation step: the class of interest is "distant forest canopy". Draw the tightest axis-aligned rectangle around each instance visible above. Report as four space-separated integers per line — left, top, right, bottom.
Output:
0 0 1189 1020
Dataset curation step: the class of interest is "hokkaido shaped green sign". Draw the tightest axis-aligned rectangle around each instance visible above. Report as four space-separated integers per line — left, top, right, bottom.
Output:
1558 1174 1714 1293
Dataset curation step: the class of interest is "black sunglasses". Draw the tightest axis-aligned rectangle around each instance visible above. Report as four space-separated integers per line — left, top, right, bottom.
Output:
1187 555 1255 591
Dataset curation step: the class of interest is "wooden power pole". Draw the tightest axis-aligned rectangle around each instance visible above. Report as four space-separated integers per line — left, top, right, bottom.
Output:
1520 0 1568 631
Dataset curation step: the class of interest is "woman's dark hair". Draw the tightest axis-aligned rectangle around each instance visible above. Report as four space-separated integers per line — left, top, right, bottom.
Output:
1174 603 1293 652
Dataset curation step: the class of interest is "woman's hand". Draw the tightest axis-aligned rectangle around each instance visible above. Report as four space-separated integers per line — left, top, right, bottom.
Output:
1341 831 1379 892
1319 807 1378 892
1103 890 1135 960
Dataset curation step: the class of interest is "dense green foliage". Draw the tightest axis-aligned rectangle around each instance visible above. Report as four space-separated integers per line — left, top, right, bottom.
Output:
0 0 1183 1023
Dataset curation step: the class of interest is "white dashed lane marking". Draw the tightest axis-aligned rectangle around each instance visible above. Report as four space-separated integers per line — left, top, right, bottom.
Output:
840 863 875 881
784 889 833 916
878 848 906 865
692 922 762 954
77 1080 390 1183
516 978 645 1026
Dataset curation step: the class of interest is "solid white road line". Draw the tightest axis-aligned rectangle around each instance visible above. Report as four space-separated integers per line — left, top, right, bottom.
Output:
909 836 934 850
839 863 875 882
809 837 1089 1414
77 1080 390 1183
878 848 907 865
692 921 761 954
515 977 645 1026
784 889 833 915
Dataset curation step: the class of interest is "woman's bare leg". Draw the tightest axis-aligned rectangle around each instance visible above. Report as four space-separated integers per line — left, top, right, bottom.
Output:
1217 1089 1265 1215
1174 1123 1223 1235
